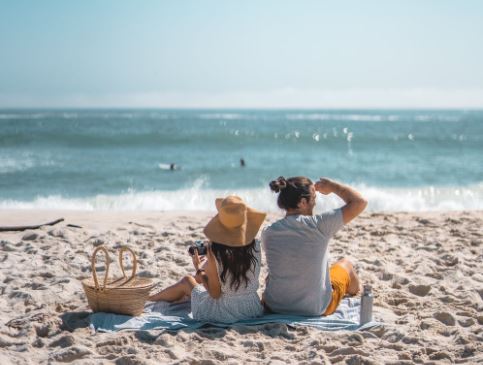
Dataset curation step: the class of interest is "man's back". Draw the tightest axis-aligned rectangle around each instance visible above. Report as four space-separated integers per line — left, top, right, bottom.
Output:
262 209 343 316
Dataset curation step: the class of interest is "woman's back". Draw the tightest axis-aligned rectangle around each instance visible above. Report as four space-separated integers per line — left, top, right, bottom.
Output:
191 240 263 323
215 240 262 296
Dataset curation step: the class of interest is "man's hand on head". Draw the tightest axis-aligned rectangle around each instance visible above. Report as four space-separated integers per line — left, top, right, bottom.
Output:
315 178 334 195
317 178 367 224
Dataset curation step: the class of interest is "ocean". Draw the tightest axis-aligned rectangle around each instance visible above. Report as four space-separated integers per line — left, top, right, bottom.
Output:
0 109 481 212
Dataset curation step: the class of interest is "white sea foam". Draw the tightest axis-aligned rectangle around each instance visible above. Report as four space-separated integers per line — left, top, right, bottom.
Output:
148 112 173 119
0 113 48 120
1 184 481 212
284 113 463 123
285 114 399 122
414 114 460 122
198 113 247 120
0 155 57 174
0 157 35 173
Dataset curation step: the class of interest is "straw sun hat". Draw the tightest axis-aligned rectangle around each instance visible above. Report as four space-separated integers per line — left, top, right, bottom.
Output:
203 196 266 247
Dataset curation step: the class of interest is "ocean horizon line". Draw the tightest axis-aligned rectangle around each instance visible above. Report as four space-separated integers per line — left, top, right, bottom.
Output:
2 107 483 112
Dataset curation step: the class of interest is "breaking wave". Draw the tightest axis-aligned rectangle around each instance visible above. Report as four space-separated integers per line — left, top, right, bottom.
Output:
1 183 481 212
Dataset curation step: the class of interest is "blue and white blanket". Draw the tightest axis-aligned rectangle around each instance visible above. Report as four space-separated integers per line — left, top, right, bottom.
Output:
90 297 381 333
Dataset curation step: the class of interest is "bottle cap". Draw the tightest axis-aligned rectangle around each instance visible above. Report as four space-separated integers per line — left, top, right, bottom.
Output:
363 284 372 293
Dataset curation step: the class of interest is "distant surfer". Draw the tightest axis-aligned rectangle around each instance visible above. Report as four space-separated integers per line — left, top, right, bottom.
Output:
159 163 180 171
240 158 246 167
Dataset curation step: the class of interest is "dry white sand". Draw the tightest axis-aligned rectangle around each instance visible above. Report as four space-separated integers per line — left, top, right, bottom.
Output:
0 210 482 364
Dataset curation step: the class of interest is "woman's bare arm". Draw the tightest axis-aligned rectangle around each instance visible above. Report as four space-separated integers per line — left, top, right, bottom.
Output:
199 244 222 299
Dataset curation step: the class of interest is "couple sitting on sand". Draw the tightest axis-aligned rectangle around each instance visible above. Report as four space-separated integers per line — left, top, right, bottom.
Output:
149 176 367 323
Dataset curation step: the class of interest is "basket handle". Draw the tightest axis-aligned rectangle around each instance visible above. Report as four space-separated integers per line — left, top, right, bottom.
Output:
91 246 110 291
118 246 137 285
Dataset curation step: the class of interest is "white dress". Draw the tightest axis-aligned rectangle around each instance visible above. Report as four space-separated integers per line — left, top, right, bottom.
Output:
191 240 264 323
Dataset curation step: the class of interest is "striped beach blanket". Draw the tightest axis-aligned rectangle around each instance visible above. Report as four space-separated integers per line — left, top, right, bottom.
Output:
89 297 381 333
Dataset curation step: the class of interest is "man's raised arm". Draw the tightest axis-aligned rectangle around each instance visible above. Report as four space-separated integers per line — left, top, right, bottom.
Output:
315 178 367 224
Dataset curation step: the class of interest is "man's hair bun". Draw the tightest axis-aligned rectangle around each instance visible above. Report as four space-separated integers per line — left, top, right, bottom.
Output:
269 175 313 210
269 176 287 193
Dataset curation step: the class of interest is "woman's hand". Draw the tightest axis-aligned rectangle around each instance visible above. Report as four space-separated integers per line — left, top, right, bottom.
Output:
202 242 222 298
205 243 218 271
191 249 202 271
205 242 215 259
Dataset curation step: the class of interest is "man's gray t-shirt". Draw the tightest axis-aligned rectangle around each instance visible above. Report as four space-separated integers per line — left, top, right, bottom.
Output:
261 209 344 316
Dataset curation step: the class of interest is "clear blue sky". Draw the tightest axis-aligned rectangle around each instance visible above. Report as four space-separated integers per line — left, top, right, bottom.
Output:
1 0 482 108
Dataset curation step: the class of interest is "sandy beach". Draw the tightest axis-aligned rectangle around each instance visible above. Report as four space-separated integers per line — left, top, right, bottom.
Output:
0 209 482 364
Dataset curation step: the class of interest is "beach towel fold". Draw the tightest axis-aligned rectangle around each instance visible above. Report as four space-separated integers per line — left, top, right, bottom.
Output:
89 297 380 332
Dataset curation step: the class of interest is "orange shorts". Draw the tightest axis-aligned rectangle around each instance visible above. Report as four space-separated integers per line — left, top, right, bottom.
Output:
323 263 351 315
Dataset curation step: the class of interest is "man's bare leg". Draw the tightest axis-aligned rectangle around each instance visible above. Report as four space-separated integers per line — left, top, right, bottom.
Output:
335 258 361 295
148 275 198 302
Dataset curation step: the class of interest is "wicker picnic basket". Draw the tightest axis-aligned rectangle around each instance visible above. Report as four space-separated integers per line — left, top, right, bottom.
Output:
82 246 155 316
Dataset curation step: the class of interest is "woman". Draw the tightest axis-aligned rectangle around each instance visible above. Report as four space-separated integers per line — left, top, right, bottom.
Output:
149 195 266 323
262 176 366 316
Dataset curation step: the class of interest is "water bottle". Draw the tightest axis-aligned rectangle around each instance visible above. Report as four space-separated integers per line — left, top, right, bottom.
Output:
360 285 373 325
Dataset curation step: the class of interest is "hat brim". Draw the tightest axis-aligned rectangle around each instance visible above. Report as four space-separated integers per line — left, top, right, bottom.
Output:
204 205 266 247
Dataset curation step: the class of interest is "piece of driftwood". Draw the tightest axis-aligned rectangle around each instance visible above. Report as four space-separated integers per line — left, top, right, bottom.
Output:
128 221 154 229
67 224 83 229
0 218 64 232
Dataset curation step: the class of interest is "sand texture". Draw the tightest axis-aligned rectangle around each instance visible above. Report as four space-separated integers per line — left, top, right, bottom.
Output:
0 210 482 364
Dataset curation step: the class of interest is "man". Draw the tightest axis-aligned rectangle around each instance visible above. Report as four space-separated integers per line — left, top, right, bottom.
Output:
262 176 367 316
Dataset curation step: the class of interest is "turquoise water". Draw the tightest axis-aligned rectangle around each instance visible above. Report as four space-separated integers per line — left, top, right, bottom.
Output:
0 109 482 211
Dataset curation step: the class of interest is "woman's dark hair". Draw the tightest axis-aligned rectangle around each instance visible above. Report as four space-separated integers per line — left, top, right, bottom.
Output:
269 176 313 210
211 240 258 291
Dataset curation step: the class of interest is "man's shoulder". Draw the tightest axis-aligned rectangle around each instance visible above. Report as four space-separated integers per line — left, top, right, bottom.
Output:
264 215 318 234
261 218 289 241
264 217 287 230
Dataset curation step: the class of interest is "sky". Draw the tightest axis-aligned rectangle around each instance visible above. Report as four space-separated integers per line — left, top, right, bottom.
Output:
1 0 482 109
